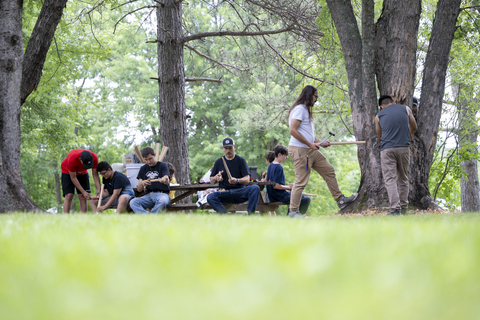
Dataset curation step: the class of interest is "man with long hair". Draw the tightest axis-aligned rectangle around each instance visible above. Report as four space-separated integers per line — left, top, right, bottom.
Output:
287 85 357 217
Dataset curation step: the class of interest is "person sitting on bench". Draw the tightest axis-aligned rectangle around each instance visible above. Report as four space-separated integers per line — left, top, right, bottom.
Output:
207 137 260 214
130 147 170 214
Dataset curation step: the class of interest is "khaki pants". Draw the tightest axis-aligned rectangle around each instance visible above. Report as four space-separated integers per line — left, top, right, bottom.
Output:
288 146 342 211
380 147 410 212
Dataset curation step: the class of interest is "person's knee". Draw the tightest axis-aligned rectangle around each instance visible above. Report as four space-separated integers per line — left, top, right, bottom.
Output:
304 196 311 204
251 185 260 193
64 194 74 202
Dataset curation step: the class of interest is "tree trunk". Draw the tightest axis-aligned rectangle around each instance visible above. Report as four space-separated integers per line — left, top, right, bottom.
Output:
0 0 37 212
156 1 191 187
458 93 480 212
409 0 461 209
0 0 67 212
54 170 62 205
326 0 461 212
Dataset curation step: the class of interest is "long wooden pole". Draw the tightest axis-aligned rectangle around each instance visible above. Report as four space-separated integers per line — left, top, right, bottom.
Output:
159 146 169 161
97 184 105 209
155 143 161 161
134 145 145 163
222 157 232 179
329 141 366 145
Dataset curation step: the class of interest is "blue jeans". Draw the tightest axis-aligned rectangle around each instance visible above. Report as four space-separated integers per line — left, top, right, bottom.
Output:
130 192 170 214
207 185 261 214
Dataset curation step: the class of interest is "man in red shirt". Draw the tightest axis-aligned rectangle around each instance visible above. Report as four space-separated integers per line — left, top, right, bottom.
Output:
61 149 101 213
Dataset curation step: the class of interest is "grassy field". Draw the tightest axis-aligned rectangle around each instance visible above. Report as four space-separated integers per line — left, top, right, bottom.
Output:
1 212 479 320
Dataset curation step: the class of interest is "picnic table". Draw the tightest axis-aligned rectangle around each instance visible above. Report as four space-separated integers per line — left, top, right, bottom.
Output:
166 181 287 213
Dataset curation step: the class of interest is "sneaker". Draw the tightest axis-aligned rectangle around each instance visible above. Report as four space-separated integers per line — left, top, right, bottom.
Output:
289 210 308 219
337 193 358 209
387 209 401 216
401 206 408 215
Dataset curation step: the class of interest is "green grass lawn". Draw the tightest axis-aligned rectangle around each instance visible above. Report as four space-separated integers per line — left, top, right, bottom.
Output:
1 213 479 320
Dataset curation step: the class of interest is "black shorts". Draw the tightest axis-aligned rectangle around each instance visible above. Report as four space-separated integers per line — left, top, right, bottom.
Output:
62 172 91 197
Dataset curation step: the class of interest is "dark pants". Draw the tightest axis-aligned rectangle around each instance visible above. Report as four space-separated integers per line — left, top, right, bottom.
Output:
207 185 261 214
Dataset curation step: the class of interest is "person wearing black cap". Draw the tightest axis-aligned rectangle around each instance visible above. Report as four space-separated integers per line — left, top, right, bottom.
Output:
375 95 417 215
412 97 419 120
60 149 101 213
207 137 261 214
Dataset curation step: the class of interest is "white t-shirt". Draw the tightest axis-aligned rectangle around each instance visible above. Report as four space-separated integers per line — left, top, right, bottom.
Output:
288 104 314 148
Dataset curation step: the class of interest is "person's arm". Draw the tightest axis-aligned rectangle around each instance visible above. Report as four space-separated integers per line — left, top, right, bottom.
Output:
228 175 250 185
69 171 90 199
98 189 121 212
406 106 417 137
375 115 382 144
91 168 101 196
289 119 320 150
273 182 293 190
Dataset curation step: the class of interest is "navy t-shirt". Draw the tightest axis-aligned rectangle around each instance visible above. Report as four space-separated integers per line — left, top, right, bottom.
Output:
136 162 170 193
266 163 291 203
103 171 134 196
211 155 250 189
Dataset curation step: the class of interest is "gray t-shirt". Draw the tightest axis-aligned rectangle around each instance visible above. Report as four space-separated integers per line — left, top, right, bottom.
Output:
288 104 314 148
378 104 411 151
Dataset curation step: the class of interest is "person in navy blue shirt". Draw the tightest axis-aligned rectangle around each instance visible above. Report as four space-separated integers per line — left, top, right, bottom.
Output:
207 137 260 214
266 145 311 216
90 161 135 214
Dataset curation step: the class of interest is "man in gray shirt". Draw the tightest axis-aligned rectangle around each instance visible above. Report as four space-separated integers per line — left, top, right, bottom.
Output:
375 95 417 215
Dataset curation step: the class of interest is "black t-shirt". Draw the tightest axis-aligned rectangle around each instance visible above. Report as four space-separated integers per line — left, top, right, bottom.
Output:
136 162 170 193
211 155 250 189
103 171 134 196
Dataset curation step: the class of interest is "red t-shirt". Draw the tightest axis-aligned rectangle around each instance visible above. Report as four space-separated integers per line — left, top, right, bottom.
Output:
61 149 98 175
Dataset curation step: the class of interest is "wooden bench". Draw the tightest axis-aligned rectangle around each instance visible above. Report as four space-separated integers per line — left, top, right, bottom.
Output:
166 201 288 213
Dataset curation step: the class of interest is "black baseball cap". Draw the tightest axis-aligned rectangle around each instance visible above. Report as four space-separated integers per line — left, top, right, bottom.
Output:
413 97 419 106
80 150 94 169
222 137 235 147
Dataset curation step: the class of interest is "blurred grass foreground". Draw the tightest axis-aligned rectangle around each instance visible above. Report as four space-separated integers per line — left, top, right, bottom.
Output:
1 213 480 320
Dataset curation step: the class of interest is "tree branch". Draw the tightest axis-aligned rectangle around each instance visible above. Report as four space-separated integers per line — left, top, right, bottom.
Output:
184 43 251 71
183 25 294 43
261 35 348 93
113 6 156 34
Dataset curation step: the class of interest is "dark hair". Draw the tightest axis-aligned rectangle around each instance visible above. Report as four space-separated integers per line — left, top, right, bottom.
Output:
167 163 175 176
265 151 275 163
274 145 288 157
97 161 112 172
379 95 393 106
287 85 317 121
141 147 155 158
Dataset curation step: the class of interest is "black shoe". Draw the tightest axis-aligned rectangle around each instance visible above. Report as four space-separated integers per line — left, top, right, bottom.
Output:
337 193 358 209
401 206 408 215
387 209 401 216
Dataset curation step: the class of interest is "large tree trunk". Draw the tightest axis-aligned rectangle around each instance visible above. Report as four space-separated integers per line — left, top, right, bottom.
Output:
326 0 461 212
458 94 480 212
410 0 461 209
0 0 37 212
156 1 191 187
0 0 68 212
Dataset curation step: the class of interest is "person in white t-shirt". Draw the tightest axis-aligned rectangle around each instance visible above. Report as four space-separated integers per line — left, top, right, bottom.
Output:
287 85 357 218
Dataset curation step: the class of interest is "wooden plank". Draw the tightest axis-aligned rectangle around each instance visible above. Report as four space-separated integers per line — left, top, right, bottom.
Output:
155 143 160 161
221 157 232 179
329 141 366 145
134 145 145 163
159 146 168 161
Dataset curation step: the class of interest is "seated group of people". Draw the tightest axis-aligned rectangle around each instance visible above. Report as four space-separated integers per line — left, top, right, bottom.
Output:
61 147 176 214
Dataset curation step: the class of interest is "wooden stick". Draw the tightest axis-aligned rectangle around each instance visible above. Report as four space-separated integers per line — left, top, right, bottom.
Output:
329 141 366 145
222 157 232 179
97 184 105 209
151 143 155 149
302 192 317 197
155 143 160 161
134 145 145 163
159 146 169 161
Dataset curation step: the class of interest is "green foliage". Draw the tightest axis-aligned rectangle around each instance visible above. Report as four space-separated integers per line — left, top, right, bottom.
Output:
2 214 480 319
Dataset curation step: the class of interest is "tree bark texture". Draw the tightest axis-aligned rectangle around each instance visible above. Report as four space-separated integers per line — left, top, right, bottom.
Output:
21 0 68 104
0 0 38 212
410 0 461 209
157 1 191 188
375 0 421 106
458 96 480 212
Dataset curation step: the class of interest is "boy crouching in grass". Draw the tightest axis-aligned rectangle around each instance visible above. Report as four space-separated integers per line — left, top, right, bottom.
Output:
266 145 311 217
90 161 135 214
